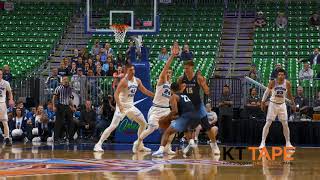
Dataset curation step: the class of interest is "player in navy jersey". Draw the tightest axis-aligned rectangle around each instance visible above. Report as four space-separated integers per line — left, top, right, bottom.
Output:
152 82 199 157
178 61 220 154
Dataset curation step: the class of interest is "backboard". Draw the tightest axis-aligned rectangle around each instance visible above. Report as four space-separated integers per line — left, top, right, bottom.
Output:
86 0 159 35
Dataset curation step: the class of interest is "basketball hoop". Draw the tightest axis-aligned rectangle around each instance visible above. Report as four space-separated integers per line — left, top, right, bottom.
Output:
110 24 130 43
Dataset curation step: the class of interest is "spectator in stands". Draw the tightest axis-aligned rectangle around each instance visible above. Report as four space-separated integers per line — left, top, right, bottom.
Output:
84 62 90 75
270 63 287 80
80 48 89 61
45 101 55 135
95 64 105 76
309 12 320 28
26 107 36 123
313 91 320 107
16 100 28 115
247 64 260 80
180 43 193 61
116 53 125 67
3 65 12 82
218 84 233 143
96 95 115 139
106 62 116 76
112 66 125 89
87 58 96 72
299 62 313 80
295 86 310 115
77 57 84 69
276 12 288 29
91 39 100 56
71 48 79 62
58 61 69 76
95 55 102 65
246 87 261 107
71 68 85 94
254 11 267 28
63 57 71 69
70 62 78 75
103 43 114 57
309 48 320 66
9 108 27 142
126 41 141 61
46 68 61 91
32 105 53 142
158 47 170 62
79 100 96 139
245 87 262 119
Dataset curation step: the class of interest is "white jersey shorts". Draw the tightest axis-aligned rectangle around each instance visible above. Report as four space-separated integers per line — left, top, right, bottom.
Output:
0 102 8 122
147 106 171 128
267 102 288 121
109 104 146 127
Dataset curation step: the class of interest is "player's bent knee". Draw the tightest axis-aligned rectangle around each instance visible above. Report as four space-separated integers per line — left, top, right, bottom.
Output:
148 125 158 131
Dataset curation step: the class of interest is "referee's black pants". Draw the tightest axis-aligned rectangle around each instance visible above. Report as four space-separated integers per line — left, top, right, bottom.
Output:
54 104 75 141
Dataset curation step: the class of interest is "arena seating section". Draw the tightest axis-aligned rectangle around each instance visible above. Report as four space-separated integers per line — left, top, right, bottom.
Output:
88 4 223 87
252 1 320 87
0 3 75 76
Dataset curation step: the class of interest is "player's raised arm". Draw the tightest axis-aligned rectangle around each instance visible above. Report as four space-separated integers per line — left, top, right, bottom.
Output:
261 80 274 111
137 78 154 98
286 81 296 112
114 78 126 112
197 72 209 95
158 43 180 84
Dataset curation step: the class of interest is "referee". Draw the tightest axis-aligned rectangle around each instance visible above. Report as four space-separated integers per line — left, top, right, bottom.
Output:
52 76 75 143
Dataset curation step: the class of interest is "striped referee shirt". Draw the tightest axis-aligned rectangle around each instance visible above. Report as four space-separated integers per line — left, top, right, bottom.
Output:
54 85 73 105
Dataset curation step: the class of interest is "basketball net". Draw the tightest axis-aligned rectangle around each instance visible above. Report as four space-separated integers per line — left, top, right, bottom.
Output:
110 24 129 43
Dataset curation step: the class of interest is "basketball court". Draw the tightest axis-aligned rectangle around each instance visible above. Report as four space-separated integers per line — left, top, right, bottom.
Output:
0 143 319 179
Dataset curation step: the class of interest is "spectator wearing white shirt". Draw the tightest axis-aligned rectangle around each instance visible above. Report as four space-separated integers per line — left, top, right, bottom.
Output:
299 62 313 80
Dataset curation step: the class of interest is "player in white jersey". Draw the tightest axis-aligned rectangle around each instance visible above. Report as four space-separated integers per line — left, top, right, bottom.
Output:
259 69 295 149
0 69 15 146
94 63 154 152
134 43 180 154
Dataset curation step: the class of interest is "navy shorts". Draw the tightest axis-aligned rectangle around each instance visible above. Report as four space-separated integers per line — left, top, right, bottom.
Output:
170 112 200 132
